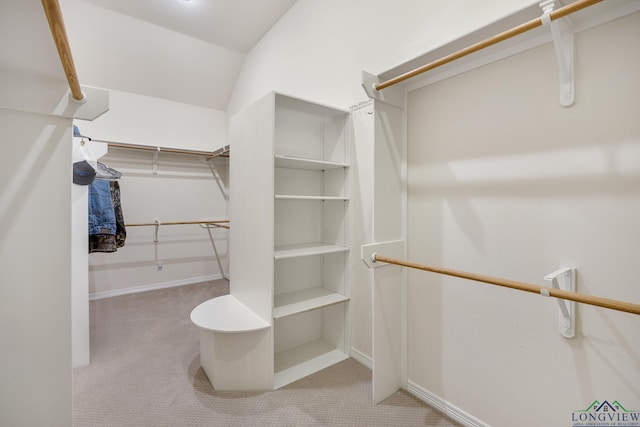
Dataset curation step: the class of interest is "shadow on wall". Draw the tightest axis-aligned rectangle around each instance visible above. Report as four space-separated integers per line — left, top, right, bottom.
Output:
0 117 69 240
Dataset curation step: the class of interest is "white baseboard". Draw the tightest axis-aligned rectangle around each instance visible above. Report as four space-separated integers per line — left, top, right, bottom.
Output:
349 351 486 426
89 274 226 300
407 381 489 427
350 347 372 370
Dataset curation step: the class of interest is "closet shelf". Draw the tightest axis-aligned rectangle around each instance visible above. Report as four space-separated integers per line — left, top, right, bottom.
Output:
273 339 349 389
274 287 349 319
274 243 349 260
275 154 349 171
275 195 349 201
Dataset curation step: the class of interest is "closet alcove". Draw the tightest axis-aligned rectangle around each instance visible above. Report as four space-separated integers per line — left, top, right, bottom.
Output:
72 118 229 367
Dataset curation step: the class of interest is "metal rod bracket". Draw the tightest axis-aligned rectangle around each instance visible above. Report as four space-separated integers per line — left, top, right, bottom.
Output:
153 219 161 243
544 265 576 338
540 1 575 107
152 147 160 175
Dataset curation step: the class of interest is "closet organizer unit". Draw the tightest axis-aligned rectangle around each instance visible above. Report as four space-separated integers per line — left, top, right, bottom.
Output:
227 92 351 390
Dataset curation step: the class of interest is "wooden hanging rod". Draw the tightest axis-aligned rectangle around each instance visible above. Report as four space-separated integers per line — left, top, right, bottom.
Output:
126 220 229 228
93 140 230 159
373 254 640 316
41 0 84 101
375 0 603 91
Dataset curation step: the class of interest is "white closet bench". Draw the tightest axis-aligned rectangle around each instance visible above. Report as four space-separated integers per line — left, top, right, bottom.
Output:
190 295 271 390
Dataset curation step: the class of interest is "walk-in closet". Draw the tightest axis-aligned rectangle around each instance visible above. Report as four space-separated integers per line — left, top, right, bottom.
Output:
2 1 639 426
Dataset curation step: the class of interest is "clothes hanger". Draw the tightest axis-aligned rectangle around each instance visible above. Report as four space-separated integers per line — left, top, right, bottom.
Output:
74 125 123 181
94 161 123 181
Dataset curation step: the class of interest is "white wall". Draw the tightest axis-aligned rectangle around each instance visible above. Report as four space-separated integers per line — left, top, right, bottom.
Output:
406 12 640 426
0 109 73 426
77 89 228 152
87 148 228 297
228 0 537 366
227 0 535 117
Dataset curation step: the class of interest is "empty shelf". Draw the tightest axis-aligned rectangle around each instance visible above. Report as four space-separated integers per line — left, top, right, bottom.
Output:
275 154 348 171
275 195 349 201
274 243 349 260
274 287 349 319
273 339 349 389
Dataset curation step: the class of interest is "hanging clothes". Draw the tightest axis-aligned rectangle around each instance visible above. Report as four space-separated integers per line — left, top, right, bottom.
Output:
88 180 127 253
89 180 117 253
110 181 126 248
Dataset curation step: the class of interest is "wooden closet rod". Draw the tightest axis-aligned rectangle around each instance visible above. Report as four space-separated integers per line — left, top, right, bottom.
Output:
96 140 230 159
373 254 640 316
375 0 603 91
126 220 229 228
41 0 84 101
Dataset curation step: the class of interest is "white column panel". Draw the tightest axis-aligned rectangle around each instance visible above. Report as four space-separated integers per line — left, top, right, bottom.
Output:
371 101 407 404
229 92 275 323
0 110 73 426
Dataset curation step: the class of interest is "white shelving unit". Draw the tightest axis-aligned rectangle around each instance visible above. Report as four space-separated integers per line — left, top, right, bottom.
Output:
272 93 351 388
227 91 351 390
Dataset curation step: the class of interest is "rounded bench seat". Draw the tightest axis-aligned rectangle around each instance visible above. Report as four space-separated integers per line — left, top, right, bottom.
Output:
191 294 269 333
190 295 272 390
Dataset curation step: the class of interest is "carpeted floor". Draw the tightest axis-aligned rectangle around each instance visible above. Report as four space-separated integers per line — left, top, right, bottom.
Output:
73 280 461 426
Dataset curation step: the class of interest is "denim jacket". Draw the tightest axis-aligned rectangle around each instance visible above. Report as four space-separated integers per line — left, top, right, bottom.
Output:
88 180 117 252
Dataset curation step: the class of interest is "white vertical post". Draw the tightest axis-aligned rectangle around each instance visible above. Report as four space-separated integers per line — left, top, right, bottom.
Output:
358 95 407 404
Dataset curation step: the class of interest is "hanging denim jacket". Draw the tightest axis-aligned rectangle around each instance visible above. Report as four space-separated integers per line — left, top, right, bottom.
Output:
88 180 117 253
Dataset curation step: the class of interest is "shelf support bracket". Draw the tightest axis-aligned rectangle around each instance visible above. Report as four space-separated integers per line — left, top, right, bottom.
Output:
540 0 575 107
543 266 576 338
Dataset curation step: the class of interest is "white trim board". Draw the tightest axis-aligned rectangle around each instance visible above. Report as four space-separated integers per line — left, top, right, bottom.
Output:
89 274 225 300
350 347 373 370
407 381 490 427
351 350 487 426
349 350 486 425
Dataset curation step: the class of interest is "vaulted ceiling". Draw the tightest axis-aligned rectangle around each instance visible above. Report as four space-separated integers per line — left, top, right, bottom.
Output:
0 0 297 111
80 0 297 53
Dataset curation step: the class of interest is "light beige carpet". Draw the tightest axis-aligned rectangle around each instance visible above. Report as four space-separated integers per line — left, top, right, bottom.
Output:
73 280 461 426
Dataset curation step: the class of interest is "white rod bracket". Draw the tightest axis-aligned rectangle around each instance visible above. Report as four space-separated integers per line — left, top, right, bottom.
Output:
68 90 88 105
361 71 405 108
361 241 404 268
152 147 160 175
544 266 576 338
540 1 575 107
